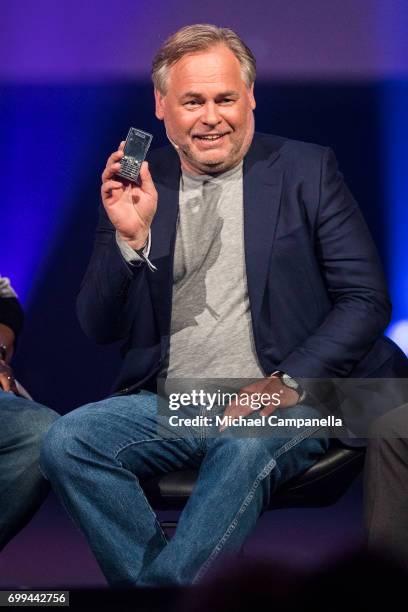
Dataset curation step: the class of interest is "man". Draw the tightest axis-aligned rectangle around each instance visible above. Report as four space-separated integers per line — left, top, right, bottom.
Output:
0 275 58 550
365 403 408 569
40 25 405 587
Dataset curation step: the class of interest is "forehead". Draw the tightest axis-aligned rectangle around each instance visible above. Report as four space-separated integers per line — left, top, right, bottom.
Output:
167 45 245 94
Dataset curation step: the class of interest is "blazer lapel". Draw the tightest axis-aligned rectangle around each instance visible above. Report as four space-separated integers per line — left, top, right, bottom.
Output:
148 147 180 340
243 136 282 328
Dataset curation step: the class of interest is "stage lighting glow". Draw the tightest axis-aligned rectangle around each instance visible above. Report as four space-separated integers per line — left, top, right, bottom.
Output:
387 320 408 356
380 81 408 328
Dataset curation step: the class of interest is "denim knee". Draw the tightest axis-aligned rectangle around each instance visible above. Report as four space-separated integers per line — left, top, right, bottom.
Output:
40 401 119 481
40 410 86 481
26 404 59 440
0 397 59 453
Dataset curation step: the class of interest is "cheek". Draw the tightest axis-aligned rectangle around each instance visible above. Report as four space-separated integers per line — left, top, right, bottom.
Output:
168 113 195 136
225 107 249 130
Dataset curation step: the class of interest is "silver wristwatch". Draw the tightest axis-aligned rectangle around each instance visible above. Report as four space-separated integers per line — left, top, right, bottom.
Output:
270 370 306 403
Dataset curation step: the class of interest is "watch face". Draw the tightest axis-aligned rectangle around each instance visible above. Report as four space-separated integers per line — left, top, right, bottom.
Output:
282 373 299 390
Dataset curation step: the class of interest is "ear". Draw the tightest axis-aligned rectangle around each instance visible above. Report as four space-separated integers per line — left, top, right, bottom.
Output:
248 83 256 110
154 89 165 120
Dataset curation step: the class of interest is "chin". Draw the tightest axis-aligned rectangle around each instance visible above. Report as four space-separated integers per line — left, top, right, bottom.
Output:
182 144 237 173
199 151 231 165
199 161 229 174
202 157 227 167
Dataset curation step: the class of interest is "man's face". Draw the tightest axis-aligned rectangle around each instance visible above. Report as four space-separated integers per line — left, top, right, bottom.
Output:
155 44 256 175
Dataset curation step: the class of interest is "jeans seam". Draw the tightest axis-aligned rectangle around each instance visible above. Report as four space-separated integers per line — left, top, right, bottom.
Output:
273 425 324 460
130 478 169 550
114 436 185 461
192 424 325 584
192 456 277 584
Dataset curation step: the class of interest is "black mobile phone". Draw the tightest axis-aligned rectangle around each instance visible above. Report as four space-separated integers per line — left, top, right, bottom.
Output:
117 127 153 183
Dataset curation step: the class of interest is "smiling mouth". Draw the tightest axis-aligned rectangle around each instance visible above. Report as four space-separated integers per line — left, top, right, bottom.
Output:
193 133 228 141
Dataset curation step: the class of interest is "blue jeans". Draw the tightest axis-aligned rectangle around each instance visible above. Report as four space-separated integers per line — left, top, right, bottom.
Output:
40 391 328 586
0 389 59 549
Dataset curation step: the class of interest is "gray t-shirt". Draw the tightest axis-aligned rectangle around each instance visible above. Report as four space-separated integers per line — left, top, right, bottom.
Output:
161 161 265 380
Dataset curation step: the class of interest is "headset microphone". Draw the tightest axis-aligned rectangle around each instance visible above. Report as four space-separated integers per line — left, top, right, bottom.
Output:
165 131 180 150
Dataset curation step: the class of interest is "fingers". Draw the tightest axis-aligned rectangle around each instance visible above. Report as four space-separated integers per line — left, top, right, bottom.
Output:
138 161 157 197
101 146 124 181
108 148 124 165
0 373 11 392
219 403 253 432
109 142 125 163
101 160 122 183
101 179 125 197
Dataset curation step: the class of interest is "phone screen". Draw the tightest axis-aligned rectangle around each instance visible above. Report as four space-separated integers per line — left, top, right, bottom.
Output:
124 129 152 160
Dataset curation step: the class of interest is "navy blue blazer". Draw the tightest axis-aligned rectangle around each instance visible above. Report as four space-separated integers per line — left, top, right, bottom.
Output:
77 133 407 417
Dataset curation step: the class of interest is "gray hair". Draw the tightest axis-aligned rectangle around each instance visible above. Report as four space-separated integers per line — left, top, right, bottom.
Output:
152 24 256 94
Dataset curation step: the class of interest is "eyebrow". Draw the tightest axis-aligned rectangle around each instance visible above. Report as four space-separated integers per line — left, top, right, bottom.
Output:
180 90 239 100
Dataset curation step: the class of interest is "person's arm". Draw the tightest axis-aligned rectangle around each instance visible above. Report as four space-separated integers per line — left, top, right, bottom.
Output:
76 206 145 343
0 323 15 363
221 147 391 426
116 230 156 272
0 325 19 393
0 278 24 362
278 147 391 394
0 281 23 392
76 143 158 344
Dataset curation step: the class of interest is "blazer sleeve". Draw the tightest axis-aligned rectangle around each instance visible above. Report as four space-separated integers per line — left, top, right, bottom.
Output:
76 205 147 344
279 147 391 383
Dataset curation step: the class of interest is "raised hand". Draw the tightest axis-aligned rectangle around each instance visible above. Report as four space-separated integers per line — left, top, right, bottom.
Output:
101 142 158 251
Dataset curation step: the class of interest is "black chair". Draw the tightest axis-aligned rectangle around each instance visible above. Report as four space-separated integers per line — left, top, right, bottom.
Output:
142 438 365 530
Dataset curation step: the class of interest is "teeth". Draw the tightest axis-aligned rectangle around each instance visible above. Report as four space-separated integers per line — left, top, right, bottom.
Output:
197 135 222 140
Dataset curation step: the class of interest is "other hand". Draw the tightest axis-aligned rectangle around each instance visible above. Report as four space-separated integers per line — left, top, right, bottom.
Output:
101 142 158 250
0 360 19 394
219 376 300 432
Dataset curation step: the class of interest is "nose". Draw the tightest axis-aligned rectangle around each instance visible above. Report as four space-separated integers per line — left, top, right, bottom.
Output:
200 101 222 127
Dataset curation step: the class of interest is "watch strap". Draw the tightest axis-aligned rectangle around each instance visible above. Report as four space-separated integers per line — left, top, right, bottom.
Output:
270 370 307 403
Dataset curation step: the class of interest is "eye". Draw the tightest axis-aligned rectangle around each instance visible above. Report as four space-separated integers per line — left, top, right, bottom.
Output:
184 100 201 107
218 98 235 105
